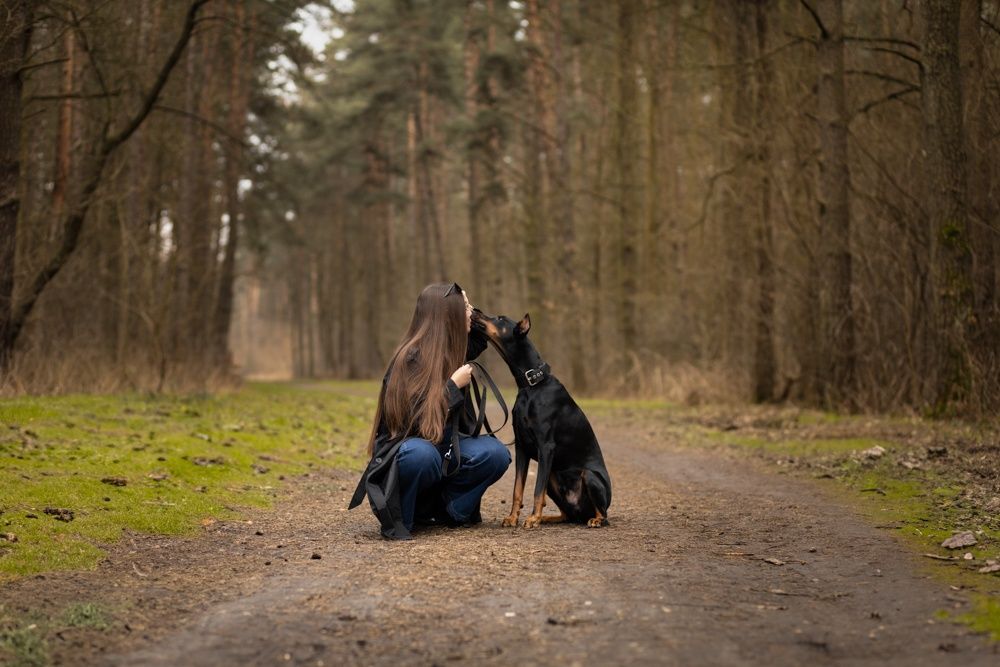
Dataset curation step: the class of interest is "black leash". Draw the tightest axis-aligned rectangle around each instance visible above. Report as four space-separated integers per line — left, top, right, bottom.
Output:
441 361 510 477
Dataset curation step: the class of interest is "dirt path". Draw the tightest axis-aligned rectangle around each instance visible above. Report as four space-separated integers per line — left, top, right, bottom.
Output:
5 417 997 666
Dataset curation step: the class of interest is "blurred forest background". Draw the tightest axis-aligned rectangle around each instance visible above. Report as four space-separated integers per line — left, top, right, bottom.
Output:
0 0 997 416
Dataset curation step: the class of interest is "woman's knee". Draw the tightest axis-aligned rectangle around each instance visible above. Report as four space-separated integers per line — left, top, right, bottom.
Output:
397 439 442 479
473 436 511 475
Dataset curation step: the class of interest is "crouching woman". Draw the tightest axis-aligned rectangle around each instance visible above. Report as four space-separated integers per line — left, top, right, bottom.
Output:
348 282 510 539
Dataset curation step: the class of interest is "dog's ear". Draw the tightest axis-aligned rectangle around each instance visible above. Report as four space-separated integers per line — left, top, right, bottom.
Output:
515 313 531 337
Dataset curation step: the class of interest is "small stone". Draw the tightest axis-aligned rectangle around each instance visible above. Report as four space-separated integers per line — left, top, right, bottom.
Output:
978 563 1000 574
255 530 264 536
1 533 16 543
860 445 886 460
941 531 977 549
311 553 322 560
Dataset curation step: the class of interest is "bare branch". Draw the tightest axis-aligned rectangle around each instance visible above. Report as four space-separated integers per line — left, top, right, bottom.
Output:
8 0 213 349
798 0 828 39
152 104 250 148
864 46 923 70
851 85 920 118
844 35 920 50
845 69 918 89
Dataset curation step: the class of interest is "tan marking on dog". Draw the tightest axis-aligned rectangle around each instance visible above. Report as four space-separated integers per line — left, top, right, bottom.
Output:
501 462 527 527
522 492 547 529
587 508 606 528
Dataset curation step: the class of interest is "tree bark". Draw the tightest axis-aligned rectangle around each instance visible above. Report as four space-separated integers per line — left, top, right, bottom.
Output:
815 0 855 405
751 0 777 403
464 0 482 295
52 25 76 228
213 0 255 368
922 0 973 409
0 0 33 374
614 0 640 361
959 0 998 405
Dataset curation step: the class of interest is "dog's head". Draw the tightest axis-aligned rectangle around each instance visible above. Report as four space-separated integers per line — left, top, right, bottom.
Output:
471 309 531 358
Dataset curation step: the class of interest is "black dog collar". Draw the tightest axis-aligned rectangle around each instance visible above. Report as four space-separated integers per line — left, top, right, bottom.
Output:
522 362 551 388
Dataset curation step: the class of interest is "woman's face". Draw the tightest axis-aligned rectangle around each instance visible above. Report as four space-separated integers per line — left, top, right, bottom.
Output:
463 291 472 333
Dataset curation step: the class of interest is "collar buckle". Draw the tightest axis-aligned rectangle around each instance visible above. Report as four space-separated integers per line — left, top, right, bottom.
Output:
525 367 545 387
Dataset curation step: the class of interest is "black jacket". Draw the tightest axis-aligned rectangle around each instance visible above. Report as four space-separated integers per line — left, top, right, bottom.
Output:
347 329 489 539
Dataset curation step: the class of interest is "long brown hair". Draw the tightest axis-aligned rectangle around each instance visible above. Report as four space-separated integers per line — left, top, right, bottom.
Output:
367 283 468 454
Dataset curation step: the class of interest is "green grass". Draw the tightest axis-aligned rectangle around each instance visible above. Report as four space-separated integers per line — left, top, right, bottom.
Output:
0 601 112 666
958 596 1000 641
61 603 109 630
0 626 48 667
0 382 371 581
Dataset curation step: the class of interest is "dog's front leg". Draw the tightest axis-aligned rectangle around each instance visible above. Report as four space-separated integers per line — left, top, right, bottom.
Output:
501 447 530 527
523 443 555 529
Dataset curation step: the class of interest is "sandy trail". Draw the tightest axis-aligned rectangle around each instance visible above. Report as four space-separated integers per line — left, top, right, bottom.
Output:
68 416 995 666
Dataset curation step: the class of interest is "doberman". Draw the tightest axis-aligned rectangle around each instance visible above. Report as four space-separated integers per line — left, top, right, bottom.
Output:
471 310 612 528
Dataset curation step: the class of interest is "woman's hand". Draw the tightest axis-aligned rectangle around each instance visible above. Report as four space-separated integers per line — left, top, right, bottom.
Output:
450 363 474 388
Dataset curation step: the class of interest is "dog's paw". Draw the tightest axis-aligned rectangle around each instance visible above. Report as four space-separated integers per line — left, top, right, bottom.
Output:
501 515 519 528
523 515 542 529
587 517 606 528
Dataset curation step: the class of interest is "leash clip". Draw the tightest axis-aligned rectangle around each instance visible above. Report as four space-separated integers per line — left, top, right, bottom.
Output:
525 367 544 386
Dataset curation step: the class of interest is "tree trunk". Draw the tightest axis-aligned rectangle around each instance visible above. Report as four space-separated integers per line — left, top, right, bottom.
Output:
714 0 753 377
960 0 998 407
213 0 255 368
922 0 972 409
816 0 855 405
614 0 640 362
0 1 33 374
464 0 482 295
52 26 76 229
751 0 776 403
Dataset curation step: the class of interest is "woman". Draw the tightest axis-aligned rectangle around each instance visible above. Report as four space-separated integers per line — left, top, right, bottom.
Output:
348 282 511 539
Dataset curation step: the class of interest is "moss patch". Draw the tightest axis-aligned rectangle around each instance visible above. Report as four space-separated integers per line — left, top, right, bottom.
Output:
0 382 371 582
958 596 1000 641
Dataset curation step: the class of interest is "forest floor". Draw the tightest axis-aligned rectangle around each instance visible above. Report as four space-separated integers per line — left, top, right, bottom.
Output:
1 382 999 666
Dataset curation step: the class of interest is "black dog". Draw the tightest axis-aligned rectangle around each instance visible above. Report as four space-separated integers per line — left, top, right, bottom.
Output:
471 311 611 528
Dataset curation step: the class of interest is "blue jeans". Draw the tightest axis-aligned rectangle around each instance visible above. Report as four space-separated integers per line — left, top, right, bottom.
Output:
396 435 511 530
